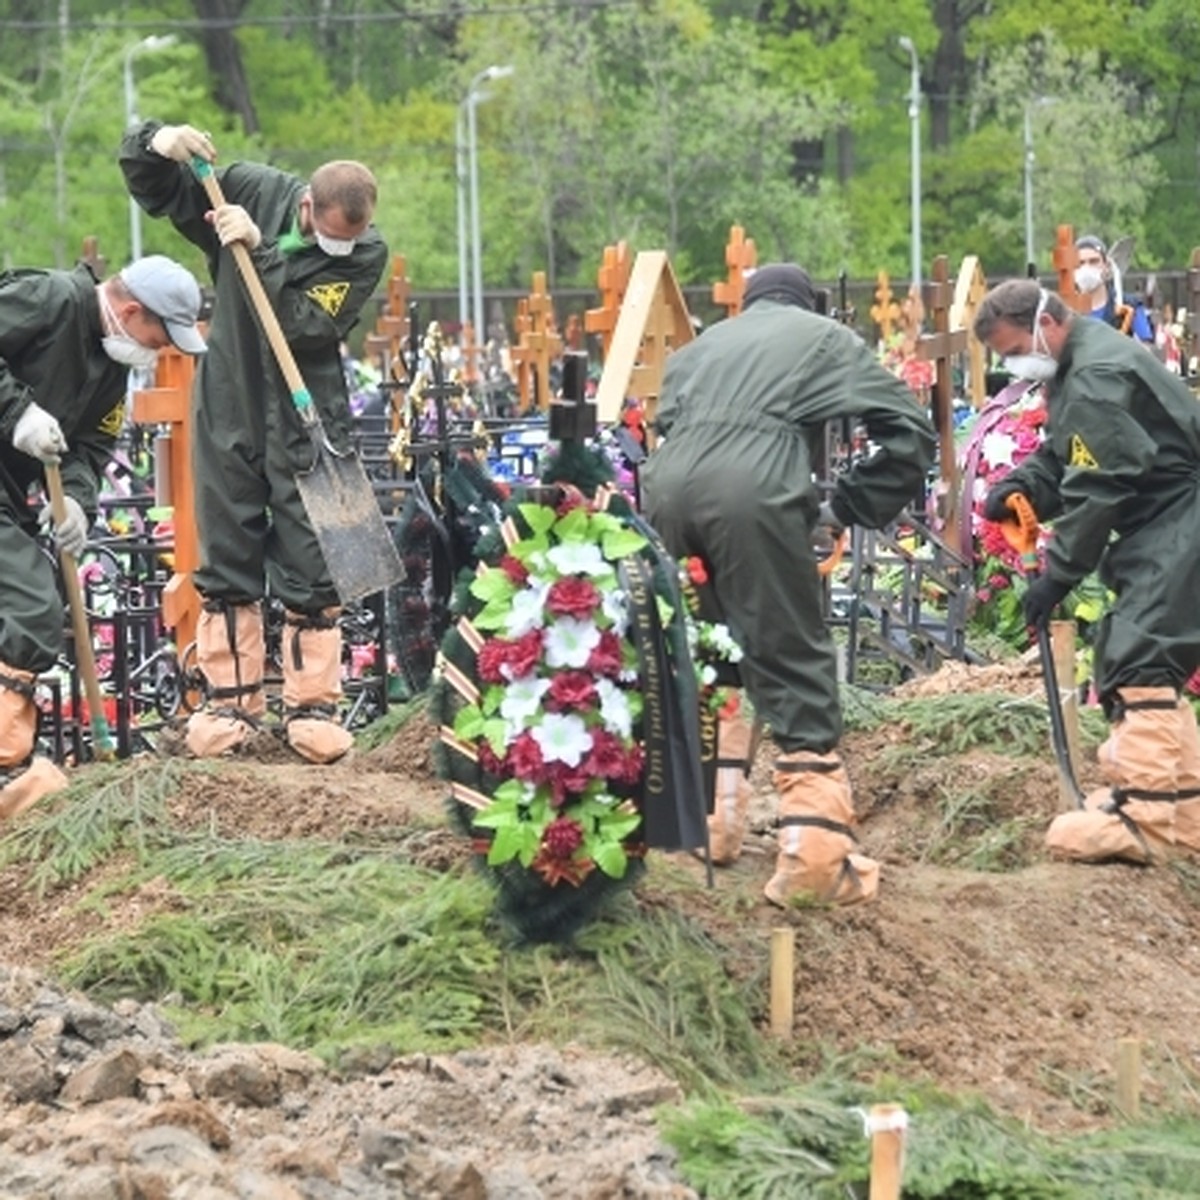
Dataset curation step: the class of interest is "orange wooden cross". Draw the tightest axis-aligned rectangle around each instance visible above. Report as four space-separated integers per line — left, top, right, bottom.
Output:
712 224 757 318
585 241 631 360
870 270 900 344
520 272 563 411
916 255 967 546
509 298 534 411
364 254 413 396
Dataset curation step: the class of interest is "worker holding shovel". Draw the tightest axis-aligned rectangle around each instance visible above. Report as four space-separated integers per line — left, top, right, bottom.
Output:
975 278 1200 863
0 254 205 818
120 121 389 764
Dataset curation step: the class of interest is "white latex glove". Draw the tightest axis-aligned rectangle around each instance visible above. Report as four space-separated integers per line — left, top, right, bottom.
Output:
12 403 67 463
212 203 262 250
149 123 216 164
38 495 89 559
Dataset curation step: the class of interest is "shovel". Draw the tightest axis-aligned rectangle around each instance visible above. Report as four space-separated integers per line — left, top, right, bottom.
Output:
191 158 404 604
999 494 1085 807
45 463 116 761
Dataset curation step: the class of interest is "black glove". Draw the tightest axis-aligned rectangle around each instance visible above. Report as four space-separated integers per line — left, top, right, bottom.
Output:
1022 574 1072 628
983 482 1028 523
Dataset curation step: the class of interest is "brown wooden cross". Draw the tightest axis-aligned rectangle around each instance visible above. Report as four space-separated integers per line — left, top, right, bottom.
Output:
870 270 900 345
524 272 563 411
712 224 757 318
916 254 967 547
363 255 412 387
585 241 631 360
509 299 533 411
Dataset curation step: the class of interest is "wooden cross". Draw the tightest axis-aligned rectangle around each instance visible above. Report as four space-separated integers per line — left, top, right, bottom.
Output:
916 254 967 547
870 270 900 345
508 299 533 411
712 224 757 318
1052 226 1090 313
950 255 990 409
585 240 631 360
363 254 412 385
523 272 563 412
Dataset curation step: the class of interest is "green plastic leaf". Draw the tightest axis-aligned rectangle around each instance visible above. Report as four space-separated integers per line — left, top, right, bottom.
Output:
591 840 629 879
482 718 509 758
486 823 525 864
601 528 648 560
452 705 485 741
472 601 512 631
518 504 557 535
469 570 518 604
554 505 590 541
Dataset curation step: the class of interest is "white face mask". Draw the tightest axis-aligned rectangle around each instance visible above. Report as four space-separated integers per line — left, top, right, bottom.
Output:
101 292 160 369
1002 293 1057 381
315 230 356 257
1074 264 1104 294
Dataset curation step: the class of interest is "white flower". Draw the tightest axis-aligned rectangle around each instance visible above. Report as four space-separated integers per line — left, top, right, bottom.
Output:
601 587 630 635
980 430 1017 471
544 616 601 669
547 541 608 577
532 712 592 766
595 677 633 738
504 580 551 638
500 674 552 726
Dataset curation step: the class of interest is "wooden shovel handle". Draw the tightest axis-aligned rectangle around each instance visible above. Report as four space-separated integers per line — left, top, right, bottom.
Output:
190 158 316 425
45 463 115 759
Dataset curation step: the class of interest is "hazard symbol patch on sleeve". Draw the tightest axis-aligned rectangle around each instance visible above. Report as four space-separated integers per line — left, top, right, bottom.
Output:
306 282 351 317
1067 434 1099 468
97 400 127 438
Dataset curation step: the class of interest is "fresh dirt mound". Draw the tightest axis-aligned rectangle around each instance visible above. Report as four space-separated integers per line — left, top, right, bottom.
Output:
2 664 1199 1193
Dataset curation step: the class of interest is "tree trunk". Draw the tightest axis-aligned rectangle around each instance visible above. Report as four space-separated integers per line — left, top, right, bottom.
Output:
929 0 968 150
192 0 260 135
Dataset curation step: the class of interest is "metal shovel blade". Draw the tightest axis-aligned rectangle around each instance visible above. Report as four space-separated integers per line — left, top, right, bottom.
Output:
296 444 405 605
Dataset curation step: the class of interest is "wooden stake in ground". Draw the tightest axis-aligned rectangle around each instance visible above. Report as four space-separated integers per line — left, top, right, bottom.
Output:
866 1103 908 1200
768 926 794 1037
1116 1036 1142 1120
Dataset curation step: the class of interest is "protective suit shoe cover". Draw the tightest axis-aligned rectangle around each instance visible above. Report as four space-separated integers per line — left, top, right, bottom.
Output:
186 603 266 759
285 718 352 765
0 757 69 821
763 750 878 907
0 662 38 766
1047 687 1178 864
282 610 350 764
707 712 753 865
185 710 255 758
1174 697 1200 854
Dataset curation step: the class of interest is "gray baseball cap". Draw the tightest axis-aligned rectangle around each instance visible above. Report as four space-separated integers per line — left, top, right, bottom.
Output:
120 255 206 354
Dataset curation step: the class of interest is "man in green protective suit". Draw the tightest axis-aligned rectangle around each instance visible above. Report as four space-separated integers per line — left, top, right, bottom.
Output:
641 264 936 906
120 121 388 765
0 254 205 816
976 278 1200 863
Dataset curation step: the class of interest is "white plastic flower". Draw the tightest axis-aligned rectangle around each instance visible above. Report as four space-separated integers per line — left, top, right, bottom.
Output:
544 616 601 669
980 430 1017 471
546 541 608 577
595 677 633 739
499 674 552 725
601 587 630 635
532 711 592 766
504 581 551 638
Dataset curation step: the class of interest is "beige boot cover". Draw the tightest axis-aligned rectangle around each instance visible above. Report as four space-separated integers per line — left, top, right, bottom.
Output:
0 662 38 766
1046 687 1178 864
1174 698 1200 854
0 663 67 820
185 602 267 757
764 750 879 907
282 609 352 764
707 712 753 865
0 758 69 821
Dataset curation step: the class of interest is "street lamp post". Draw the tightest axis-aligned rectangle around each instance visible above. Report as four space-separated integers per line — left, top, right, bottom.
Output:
123 34 176 261
898 36 921 297
1022 98 1055 275
455 105 469 335
463 65 513 350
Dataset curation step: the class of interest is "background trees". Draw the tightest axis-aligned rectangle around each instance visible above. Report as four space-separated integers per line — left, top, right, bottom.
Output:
0 0 1195 289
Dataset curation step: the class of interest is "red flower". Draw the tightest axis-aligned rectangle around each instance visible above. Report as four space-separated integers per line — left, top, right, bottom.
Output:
618 742 644 785
548 670 597 710
506 730 545 783
685 556 709 586
556 487 587 516
585 728 628 779
506 629 543 679
478 741 506 775
500 554 529 585
477 639 511 684
542 815 584 858
587 629 624 678
547 576 601 618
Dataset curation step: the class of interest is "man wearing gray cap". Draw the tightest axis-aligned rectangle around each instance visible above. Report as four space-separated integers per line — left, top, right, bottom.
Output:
0 253 205 818
642 263 936 907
